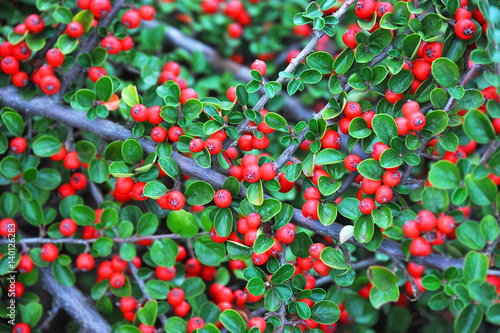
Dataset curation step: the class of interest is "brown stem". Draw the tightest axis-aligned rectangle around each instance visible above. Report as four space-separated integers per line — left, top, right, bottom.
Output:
59 0 126 95
479 141 500 165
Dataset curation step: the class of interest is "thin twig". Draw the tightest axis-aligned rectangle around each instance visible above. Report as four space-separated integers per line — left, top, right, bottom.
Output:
480 141 500 165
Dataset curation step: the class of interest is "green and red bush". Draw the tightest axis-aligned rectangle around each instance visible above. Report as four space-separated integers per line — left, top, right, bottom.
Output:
0 0 500 332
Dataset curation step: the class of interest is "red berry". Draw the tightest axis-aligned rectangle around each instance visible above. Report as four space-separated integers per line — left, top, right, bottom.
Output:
407 112 426 131
46 48 64 67
131 104 148 122
243 164 262 183
18 255 34 274
76 253 95 271
120 297 137 312
359 197 376 214
189 138 205 153
455 19 476 40
10 137 27 154
382 170 400 187
101 36 121 55
246 213 261 229
228 23 243 38
25 14 44 34
304 186 321 200
202 0 219 14
343 28 358 48
214 189 232 208
422 42 442 63
375 1 393 17
156 266 176 281
250 59 267 76
59 218 77 236
119 36 133 51
110 272 126 288
66 22 84 38
362 178 381 195
260 162 277 181
344 102 362 119
371 142 389 161
408 262 424 277
151 126 167 142
0 218 17 237
309 243 325 259
70 172 87 190
180 88 198 104
168 126 184 142
385 89 403 103
168 287 185 306
167 191 185 210
410 237 432 256
375 185 393 203
41 243 59 262
248 317 266 333
89 67 107 82
187 317 204 333
1 56 19 75
302 199 319 220
205 138 222 155
276 224 295 244
437 215 455 233
138 5 156 20
40 75 60 95
122 10 141 29
320 130 342 149
90 0 111 18
355 0 376 19
416 210 437 232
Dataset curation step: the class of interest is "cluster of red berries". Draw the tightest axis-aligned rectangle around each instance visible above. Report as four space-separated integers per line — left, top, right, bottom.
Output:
121 5 155 29
404 210 457 257
201 0 253 38
96 254 140 289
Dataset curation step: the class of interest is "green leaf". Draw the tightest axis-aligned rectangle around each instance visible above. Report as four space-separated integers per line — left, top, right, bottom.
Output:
307 51 334 74
52 261 76 287
122 138 143 164
181 277 206 298
454 304 483 333
183 99 203 119
318 202 337 226
480 215 499 242
300 69 322 84
71 204 95 226
32 135 61 157
145 280 170 300
158 157 178 180
19 302 43 327
150 238 178 267
195 235 226 266
337 197 361 220
421 274 442 291
320 247 349 270
53 6 73 23
357 158 384 180
463 251 488 281
185 181 215 205
75 140 97 164
369 284 400 309
95 76 113 102
465 175 497 206
456 220 486 250
310 301 340 325
354 215 374 243
122 84 140 108
379 149 403 169
137 213 159 236
388 69 413 94
316 148 343 165
422 187 449 213
431 58 459 88
220 310 247 333
2 111 24 137
371 206 392 229
143 181 167 199
57 34 78 54
368 266 398 291
424 110 449 135
264 112 287 130
463 110 496 144
372 114 398 145
333 48 354 74
22 200 43 226
428 160 461 189
227 241 253 261
137 300 157 326
167 210 199 238
247 181 264 206
89 158 110 184
271 264 295 284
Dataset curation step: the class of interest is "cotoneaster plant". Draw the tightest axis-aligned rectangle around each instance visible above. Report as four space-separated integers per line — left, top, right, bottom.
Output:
0 0 500 333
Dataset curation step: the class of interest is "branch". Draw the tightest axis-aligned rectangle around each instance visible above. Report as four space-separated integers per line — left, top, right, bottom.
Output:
479 141 500 165
38 263 111 331
0 87 476 272
0 232 208 245
142 21 312 122
128 263 168 327
221 0 357 150
59 0 126 95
